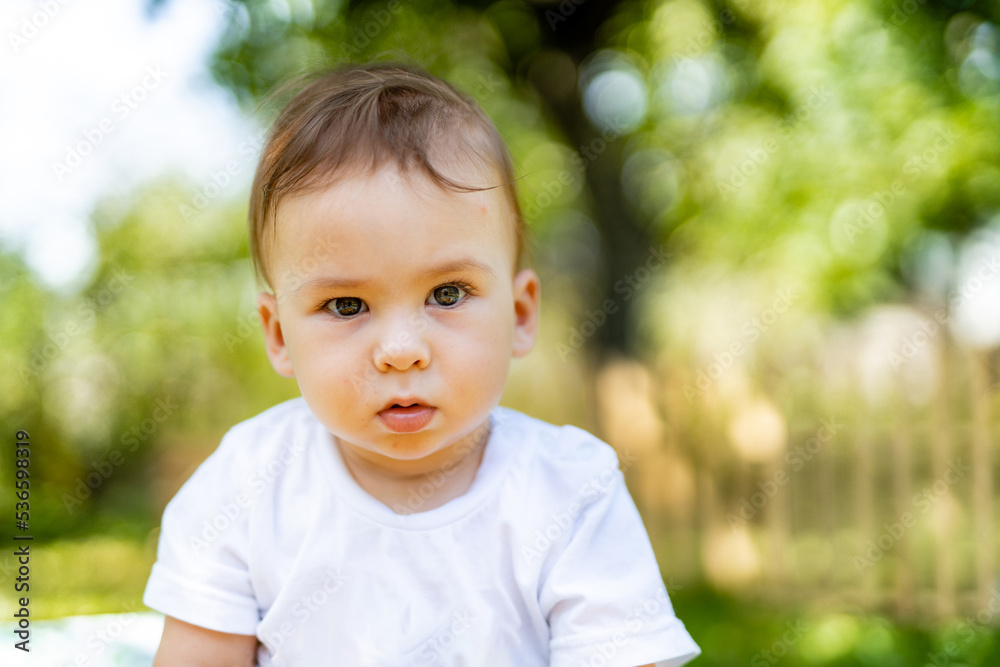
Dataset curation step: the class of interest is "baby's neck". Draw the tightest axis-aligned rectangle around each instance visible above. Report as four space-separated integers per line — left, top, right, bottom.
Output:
336 421 491 514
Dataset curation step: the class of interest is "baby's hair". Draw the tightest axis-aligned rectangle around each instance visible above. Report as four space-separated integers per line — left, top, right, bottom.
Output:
248 62 530 290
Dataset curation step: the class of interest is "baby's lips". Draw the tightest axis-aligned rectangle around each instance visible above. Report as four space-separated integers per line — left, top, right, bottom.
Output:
377 404 436 433
378 397 432 412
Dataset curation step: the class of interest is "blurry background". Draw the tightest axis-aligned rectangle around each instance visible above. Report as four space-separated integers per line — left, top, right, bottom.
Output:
3 0 1000 664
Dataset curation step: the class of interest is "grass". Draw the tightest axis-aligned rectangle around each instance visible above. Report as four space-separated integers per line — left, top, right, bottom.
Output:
672 585 1000 666
0 534 156 620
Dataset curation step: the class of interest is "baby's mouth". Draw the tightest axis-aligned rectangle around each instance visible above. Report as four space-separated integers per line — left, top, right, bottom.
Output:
377 401 436 433
379 399 432 413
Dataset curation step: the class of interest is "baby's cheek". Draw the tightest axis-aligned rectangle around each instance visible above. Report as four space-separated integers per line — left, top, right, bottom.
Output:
454 338 507 386
334 362 372 397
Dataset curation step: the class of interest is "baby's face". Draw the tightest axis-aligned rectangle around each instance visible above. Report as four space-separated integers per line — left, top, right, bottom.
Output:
258 165 539 463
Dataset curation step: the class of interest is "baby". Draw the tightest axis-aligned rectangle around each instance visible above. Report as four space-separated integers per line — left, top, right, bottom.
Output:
144 63 700 667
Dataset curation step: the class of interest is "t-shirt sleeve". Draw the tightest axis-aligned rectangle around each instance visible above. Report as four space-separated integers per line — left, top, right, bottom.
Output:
539 458 700 667
142 429 261 635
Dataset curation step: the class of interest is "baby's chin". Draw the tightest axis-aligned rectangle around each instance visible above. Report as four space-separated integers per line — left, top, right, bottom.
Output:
333 414 491 458
327 420 439 452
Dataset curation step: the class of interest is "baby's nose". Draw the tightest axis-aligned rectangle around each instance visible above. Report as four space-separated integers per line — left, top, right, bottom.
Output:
373 315 430 372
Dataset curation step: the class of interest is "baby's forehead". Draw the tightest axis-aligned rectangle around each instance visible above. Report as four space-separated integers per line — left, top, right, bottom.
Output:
268 169 518 289
277 166 512 233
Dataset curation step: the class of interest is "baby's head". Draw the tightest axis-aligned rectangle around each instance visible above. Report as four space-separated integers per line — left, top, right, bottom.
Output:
249 63 532 288
250 63 540 462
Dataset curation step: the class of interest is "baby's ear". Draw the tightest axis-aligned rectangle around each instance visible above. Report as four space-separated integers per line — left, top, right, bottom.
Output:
511 268 540 358
257 292 296 378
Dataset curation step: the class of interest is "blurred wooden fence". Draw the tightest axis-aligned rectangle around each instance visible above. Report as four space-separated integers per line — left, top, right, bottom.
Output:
587 330 999 622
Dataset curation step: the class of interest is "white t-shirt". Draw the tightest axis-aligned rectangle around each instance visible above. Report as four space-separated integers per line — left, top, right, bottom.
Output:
143 398 700 667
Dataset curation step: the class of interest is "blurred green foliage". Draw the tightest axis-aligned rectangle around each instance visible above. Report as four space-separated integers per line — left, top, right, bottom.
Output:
673 585 1000 666
207 0 1000 326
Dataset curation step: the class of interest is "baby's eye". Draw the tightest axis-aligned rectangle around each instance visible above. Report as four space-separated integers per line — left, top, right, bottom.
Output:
430 284 467 307
326 297 367 318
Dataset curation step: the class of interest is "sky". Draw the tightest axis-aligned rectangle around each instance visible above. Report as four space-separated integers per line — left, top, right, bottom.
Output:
0 0 259 289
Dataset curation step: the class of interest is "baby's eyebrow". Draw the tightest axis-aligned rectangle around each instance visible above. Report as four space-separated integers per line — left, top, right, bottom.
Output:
289 258 495 295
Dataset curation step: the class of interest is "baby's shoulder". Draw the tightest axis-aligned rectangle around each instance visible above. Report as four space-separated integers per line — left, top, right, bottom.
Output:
225 396 315 440
499 408 624 495
201 397 317 475
158 398 317 522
